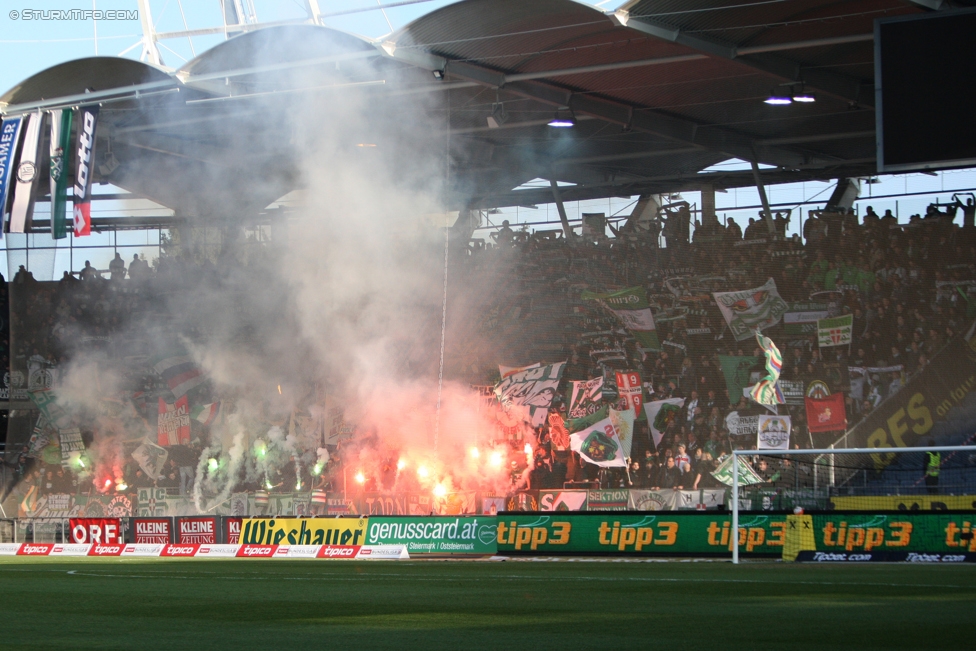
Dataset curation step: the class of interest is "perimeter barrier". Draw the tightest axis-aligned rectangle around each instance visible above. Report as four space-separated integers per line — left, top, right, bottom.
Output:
1 512 974 561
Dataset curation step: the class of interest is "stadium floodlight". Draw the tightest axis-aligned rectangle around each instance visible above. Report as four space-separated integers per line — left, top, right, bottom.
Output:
548 109 576 127
730 445 976 564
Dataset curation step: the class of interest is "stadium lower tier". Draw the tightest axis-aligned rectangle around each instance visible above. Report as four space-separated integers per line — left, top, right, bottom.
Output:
3 512 976 561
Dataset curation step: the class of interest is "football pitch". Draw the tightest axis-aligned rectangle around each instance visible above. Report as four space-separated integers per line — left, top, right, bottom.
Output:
1 558 974 650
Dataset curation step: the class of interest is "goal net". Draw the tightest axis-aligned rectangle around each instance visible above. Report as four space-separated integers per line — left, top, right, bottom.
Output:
729 446 976 563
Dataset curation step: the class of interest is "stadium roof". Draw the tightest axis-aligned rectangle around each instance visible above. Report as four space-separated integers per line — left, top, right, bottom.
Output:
2 0 972 219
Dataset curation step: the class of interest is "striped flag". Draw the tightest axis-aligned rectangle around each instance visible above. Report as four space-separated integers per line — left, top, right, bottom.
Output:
152 349 205 400
190 401 220 426
748 332 785 405
49 108 73 240
9 111 42 233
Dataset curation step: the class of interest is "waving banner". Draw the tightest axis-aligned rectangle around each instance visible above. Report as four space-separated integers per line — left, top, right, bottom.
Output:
615 370 644 414
494 361 566 428
581 286 660 350
570 416 628 468
713 278 789 341
567 377 603 419
644 398 684 448
805 394 847 433
609 407 636 460
748 333 785 405
757 415 791 450
818 314 853 348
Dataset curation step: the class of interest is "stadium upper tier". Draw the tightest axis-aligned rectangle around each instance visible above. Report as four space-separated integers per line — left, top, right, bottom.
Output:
2 0 974 219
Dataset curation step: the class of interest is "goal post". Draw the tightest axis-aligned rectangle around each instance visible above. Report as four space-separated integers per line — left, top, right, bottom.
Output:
731 445 976 564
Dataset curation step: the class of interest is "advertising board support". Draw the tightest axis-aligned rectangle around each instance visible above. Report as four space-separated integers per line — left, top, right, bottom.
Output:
732 453 739 564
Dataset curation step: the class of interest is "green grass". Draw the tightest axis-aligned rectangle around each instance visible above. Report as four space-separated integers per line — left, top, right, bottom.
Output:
1 558 974 650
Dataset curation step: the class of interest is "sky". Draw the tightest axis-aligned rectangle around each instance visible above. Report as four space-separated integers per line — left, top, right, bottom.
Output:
1 0 975 277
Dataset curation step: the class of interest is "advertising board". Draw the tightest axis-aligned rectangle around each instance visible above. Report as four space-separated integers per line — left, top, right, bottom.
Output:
366 517 497 554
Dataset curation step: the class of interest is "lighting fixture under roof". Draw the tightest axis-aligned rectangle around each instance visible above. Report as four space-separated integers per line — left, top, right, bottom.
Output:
547 109 576 127
764 94 792 105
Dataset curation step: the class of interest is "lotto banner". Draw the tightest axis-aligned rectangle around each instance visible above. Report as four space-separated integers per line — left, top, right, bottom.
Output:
238 517 367 546
365 516 497 554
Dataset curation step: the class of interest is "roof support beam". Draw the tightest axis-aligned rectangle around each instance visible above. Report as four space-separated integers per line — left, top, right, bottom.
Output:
611 10 871 107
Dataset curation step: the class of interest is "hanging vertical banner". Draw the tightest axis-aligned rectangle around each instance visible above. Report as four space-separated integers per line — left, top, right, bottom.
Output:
643 398 685 448
757 415 791 450
567 377 603 419
72 105 99 237
0 116 24 236
615 371 643 414
49 108 73 240
9 111 42 233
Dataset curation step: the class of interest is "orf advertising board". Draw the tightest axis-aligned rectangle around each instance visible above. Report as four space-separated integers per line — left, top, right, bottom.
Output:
178 517 216 544
69 518 123 544
367 517 497 554
134 518 171 544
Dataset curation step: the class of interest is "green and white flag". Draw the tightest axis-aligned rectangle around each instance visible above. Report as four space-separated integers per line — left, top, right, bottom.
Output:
713 278 789 341
494 361 566 428
567 377 603 419
711 454 764 487
569 415 628 468
643 398 684 448
582 286 660 350
49 108 72 239
817 314 853 347
609 406 636 460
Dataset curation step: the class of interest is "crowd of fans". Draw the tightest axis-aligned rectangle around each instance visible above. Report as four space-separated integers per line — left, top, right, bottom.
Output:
457 201 976 492
3 197 976 502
